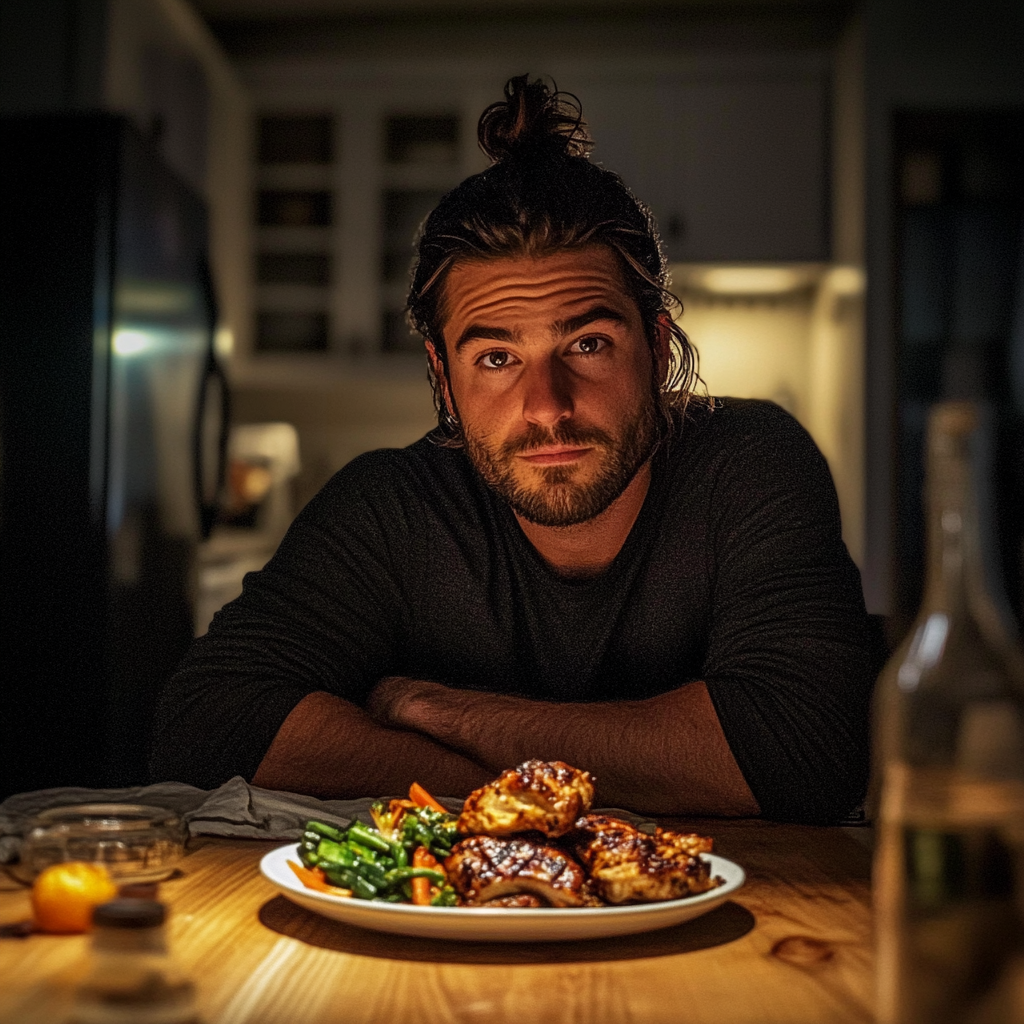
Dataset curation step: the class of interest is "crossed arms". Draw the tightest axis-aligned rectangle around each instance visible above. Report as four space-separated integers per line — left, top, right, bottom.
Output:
250 677 760 816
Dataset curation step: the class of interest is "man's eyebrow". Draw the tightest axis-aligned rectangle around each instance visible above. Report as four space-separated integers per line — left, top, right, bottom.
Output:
454 324 515 351
453 305 627 351
554 306 627 337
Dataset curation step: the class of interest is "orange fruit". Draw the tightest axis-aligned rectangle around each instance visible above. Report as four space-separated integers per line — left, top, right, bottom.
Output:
31 861 119 933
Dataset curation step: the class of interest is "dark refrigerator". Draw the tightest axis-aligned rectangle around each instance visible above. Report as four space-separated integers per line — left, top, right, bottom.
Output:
0 113 228 799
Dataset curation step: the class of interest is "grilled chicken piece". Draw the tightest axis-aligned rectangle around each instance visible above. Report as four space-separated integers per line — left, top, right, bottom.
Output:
476 894 544 909
458 760 595 838
445 835 587 907
571 814 720 905
655 828 714 859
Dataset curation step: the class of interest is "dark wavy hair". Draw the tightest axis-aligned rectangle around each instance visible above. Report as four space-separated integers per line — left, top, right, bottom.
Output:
407 75 703 441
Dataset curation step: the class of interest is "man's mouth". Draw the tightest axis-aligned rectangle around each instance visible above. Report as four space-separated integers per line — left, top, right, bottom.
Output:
515 445 594 466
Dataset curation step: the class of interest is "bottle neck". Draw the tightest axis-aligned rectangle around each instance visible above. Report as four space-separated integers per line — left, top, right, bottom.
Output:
920 424 984 616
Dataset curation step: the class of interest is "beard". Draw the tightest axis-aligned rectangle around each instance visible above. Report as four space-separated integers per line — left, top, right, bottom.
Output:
463 397 660 528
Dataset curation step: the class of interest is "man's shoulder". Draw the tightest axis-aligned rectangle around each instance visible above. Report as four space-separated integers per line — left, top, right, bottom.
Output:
675 396 811 457
700 396 804 430
308 433 473 516
663 397 832 513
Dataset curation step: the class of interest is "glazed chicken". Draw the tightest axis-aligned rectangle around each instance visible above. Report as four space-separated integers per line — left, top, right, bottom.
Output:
571 814 720 905
445 835 588 907
477 894 544 909
457 759 595 838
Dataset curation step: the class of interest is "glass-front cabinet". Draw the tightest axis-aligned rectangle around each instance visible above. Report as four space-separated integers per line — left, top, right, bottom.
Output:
251 101 482 360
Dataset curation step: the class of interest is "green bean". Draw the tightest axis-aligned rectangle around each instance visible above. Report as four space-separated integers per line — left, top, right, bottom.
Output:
430 887 458 907
306 820 348 843
383 867 445 888
323 866 377 899
316 839 357 868
355 860 387 886
350 875 378 900
388 841 408 869
348 823 391 854
348 841 377 861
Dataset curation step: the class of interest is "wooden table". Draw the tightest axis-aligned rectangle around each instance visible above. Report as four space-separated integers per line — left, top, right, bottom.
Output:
0 821 874 1024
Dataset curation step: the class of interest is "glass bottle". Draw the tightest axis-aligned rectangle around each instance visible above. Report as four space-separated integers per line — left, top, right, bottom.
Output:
874 400 1024 1024
72 898 199 1024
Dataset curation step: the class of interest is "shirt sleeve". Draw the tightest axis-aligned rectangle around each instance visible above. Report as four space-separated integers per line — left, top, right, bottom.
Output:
149 451 416 789
700 402 873 824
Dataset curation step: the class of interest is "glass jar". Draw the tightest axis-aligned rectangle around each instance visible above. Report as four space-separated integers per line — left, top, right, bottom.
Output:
18 804 185 884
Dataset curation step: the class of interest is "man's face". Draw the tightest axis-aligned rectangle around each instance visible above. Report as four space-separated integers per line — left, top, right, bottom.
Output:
435 245 662 527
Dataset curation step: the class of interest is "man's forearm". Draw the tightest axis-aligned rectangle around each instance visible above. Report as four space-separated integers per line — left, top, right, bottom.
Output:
369 679 759 817
251 690 494 799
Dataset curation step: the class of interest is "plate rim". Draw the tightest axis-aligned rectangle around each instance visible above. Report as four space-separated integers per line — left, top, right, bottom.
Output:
260 842 745 918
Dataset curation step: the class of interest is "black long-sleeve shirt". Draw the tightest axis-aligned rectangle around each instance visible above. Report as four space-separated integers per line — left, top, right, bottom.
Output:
150 399 873 822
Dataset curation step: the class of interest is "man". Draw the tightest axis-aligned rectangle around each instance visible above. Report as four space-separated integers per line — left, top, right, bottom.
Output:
151 77 872 822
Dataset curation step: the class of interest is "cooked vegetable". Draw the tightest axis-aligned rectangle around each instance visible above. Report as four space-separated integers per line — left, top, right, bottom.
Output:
430 886 459 907
411 846 438 905
370 799 411 841
409 781 449 814
287 861 353 897
295 798 460 904
305 820 348 843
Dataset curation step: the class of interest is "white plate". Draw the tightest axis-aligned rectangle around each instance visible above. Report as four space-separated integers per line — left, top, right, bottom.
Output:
260 843 745 942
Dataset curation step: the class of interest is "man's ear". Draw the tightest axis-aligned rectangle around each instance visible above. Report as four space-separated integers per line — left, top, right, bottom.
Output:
425 340 457 420
654 315 673 384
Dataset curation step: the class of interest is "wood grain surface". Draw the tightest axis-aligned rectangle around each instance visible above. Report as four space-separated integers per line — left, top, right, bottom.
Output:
0 821 874 1024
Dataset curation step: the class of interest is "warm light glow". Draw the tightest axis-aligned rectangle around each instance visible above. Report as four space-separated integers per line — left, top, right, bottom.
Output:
826 265 866 296
697 267 809 295
215 326 235 358
112 329 151 356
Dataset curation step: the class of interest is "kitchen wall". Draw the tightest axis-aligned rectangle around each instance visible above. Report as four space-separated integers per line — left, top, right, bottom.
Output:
674 265 866 567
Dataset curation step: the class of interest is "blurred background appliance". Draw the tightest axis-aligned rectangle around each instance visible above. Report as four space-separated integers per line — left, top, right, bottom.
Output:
195 421 301 636
0 112 229 799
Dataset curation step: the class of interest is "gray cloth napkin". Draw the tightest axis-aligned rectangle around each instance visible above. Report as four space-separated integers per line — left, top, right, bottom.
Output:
0 777 414 865
0 777 654 865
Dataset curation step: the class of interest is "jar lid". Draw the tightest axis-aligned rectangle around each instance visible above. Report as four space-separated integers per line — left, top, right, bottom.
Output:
93 898 166 929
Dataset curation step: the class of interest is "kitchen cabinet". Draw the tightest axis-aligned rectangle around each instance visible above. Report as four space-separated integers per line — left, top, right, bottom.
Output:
238 61 830 364
585 75 829 263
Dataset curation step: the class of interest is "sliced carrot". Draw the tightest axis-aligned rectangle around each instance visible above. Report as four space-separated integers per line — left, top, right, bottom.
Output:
410 876 431 906
411 846 438 906
288 861 352 897
409 781 448 814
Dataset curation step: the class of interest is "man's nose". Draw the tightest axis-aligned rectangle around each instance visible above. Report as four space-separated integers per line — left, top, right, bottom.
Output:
521 356 574 428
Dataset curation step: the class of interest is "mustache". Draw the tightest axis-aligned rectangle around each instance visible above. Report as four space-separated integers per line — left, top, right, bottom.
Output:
500 422 615 459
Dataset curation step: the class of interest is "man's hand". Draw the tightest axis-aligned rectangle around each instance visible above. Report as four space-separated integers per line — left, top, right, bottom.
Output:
365 676 760 817
252 689 493 800
365 676 450 731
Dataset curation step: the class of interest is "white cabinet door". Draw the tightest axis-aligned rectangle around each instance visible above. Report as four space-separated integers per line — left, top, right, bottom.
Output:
584 73 828 262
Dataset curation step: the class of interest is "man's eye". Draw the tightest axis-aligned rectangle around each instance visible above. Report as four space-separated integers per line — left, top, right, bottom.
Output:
571 336 607 355
480 350 512 369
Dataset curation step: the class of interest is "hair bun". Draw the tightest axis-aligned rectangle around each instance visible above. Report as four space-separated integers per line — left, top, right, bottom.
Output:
477 75 593 163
